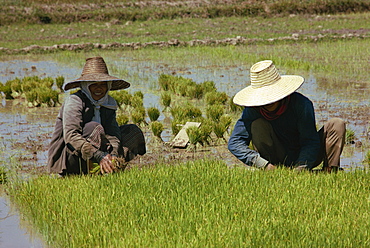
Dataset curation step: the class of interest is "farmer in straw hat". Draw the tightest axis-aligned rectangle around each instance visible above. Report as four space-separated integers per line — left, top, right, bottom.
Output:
228 60 345 172
48 56 146 176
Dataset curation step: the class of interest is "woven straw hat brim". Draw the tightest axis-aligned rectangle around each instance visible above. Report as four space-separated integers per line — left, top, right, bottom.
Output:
233 75 304 107
63 74 130 91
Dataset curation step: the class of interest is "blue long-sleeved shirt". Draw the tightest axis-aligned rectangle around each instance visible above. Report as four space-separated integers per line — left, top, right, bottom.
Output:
228 92 320 169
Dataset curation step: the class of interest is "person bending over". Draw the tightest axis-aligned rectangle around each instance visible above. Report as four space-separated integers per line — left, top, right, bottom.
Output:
228 60 345 172
48 56 146 176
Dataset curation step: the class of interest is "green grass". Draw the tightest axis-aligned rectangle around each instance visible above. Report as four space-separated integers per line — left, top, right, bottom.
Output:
1 12 369 50
1 0 369 26
6 159 370 247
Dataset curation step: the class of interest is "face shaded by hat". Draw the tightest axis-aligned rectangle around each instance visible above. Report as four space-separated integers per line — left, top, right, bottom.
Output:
63 56 130 91
233 60 304 107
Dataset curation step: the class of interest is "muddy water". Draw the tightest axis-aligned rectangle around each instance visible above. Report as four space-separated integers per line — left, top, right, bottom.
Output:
0 189 46 248
0 56 368 246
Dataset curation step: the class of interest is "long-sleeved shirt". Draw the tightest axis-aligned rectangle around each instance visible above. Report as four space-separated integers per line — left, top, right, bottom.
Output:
228 92 320 169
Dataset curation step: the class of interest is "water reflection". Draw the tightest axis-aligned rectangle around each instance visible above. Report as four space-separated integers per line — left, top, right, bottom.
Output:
0 57 368 166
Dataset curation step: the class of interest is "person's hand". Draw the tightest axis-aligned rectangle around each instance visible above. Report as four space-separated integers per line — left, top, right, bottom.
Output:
99 154 116 174
265 163 277 171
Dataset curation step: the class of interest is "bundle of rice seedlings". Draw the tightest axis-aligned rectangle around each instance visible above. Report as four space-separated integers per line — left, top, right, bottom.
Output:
206 104 224 121
213 115 232 141
131 107 146 125
205 91 228 105
151 121 164 140
55 76 65 91
116 112 129 126
147 107 160 122
131 94 144 109
161 92 171 109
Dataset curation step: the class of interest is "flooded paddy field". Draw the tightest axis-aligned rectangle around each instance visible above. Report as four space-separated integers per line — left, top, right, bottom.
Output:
0 51 368 247
0 52 368 171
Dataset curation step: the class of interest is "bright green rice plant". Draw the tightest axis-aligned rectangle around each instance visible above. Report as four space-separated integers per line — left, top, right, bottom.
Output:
147 107 160 122
201 80 217 94
174 78 190 97
55 76 65 91
131 107 146 125
158 74 173 91
160 91 171 109
171 119 185 136
151 121 164 141
7 159 370 248
121 91 133 106
133 91 144 100
345 128 355 144
116 112 129 126
25 89 38 105
130 94 144 109
229 95 244 113
198 119 213 146
37 87 59 107
186 83 204 99
186 125 202 151
171 103 202 121
0 82 13 99
213 115 232 141
206 104 224 121
8 78 22 97
205 91 229 105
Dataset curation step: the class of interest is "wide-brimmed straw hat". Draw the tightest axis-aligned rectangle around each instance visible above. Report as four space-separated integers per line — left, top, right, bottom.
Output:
63 56 130 91
233 60 304 107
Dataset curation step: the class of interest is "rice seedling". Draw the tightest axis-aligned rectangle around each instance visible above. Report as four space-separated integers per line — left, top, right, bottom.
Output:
345 128 356 144
171 119 184 136
150 121 164 141
131 107 146 126
112 90 132 107
0 82 12 99
213 115 232 141
7 159 370 248
130 94 144 109
206 104 224 121
160 91 171 109
186 126 202 152
201 80 217 93
185 83 204 99
116 112 129 126
170 103 202 121
147 107 160 122
158 74 173 91
205 91 229 105
198 120 213 146
228 95 244 113
133 91 144 100
55 76 65 91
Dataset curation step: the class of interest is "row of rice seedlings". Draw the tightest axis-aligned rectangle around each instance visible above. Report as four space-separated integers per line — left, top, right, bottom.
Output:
0 75 63 107
158 74 217 100
111 76 238 143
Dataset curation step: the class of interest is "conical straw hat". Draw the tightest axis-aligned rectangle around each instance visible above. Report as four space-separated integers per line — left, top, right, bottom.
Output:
63 56 130 91
233 60 304 107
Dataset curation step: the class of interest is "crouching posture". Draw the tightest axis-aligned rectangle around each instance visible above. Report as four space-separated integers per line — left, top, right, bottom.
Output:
228 60 346 172
47 56 146 176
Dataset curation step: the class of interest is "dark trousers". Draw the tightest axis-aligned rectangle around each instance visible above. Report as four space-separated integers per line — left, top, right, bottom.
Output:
251 118 346 168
